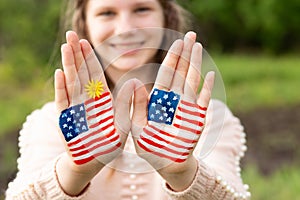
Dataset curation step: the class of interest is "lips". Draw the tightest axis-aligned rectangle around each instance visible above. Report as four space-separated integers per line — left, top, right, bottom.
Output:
110 41 145 55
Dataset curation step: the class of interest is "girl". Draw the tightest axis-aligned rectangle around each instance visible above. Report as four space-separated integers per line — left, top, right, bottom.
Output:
6 0 250 199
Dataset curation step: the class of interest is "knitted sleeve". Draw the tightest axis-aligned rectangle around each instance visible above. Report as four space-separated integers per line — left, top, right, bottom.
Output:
5 102 89 200
162 100 251 199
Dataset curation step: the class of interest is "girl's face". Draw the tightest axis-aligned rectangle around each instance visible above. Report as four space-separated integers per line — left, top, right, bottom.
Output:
85 0 165 72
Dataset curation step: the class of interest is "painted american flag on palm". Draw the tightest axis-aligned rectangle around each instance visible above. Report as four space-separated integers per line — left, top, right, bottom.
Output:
59 92 121 165
137 88 207 163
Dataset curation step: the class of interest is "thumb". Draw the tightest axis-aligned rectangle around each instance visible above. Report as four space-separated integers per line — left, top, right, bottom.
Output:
114 79 137 145
131 79 148 138
55 69 69 113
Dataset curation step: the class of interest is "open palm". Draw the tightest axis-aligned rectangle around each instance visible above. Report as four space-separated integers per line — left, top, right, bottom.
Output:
55 31 130 168
130 32 215 174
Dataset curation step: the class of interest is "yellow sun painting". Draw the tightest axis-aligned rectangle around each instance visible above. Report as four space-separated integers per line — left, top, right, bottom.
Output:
85 80 104 99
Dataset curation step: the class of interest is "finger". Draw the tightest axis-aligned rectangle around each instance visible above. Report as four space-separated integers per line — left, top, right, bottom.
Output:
66 31 90 90
80 39 107 86
171 31 197 93
131 79 149 140
66 31 86 70
54 69 69 113
184 42 203 102
154 39 183 90
114 79 137 146
197 71 215 108
61 44 80 102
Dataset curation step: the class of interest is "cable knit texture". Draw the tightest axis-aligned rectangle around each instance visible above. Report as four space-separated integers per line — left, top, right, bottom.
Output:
5 100 250 200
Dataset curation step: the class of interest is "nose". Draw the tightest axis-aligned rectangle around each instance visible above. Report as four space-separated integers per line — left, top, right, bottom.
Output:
114 13 137 37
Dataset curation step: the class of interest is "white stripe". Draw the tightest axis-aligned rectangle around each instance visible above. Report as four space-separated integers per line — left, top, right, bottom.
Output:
177 107 205 124
180 103 206 116
73 138 120 161
85 95 111 109
172 116 201 133
140 131 190 154
70 130 119 153
142 126 195 148
69 127 118 151
86 105 113 118
149 122 199 141
68 125 115 148
138 139 189 160
88 115 114 130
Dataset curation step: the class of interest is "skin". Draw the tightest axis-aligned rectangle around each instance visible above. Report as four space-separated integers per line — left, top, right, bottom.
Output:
85 0 165 84
54 0 215 196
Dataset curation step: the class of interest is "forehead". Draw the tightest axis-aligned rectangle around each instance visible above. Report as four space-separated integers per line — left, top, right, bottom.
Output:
87 0 160 8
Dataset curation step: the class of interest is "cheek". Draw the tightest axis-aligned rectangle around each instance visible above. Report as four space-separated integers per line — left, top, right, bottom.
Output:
140 15 164 28
86 20 113 47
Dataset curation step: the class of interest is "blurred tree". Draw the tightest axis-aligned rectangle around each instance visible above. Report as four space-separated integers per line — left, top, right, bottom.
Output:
178 0 300 53
0 0 62 85
0 0 299 80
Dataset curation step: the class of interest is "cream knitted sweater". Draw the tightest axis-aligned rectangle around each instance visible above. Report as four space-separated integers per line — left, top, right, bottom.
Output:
6 100 250 200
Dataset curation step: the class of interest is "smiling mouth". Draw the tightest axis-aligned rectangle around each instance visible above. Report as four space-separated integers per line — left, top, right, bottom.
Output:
110 42 145 53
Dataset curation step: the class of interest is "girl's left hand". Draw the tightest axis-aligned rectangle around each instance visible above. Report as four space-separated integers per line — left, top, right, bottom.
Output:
128 32 215 191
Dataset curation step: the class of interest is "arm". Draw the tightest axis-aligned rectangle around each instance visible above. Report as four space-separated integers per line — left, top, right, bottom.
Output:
162 100 251 199
6 31 132 199
128 31 250 199
5 103 87 200
54 31 132 196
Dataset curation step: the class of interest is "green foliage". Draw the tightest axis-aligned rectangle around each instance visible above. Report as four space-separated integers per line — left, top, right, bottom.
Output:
0 62 54 137
243 165 300 199
178 0 300 53
213 54 300 112
0 0 62 86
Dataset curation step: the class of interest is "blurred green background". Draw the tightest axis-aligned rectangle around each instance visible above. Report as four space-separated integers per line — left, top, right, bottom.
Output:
1 0 300 199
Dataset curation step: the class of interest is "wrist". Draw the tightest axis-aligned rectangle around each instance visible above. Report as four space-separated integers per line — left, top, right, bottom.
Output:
56 154 103 196
159 156 198 192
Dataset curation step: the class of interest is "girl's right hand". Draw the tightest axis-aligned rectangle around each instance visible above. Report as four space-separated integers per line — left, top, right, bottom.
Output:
55 31 131 173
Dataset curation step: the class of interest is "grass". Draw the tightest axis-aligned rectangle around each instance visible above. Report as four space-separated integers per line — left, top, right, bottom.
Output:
212 54 300 112
242 165 300 199
0 64 54 138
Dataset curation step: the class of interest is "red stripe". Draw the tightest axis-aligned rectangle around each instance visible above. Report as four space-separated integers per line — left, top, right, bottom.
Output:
73 143 121 165
178 107 205 118
96 121 114 132
85 98 112 113
69 129 117 151
148 124 198 144
87 106 113 120
181 100 207 111
85 95 111 112
175 115 204 126
68 126 115 147
84 92 110 105
137 140 186 163
71 134 120 157
173 124 202 135
139 137 189 156
89 115 114 129
143 128 193 150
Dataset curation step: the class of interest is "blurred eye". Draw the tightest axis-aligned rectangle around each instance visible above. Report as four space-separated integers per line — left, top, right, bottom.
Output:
135 7 151 13
97 10 115 17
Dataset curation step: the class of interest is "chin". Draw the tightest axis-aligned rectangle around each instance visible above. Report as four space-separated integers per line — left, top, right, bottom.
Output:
112 59 144 72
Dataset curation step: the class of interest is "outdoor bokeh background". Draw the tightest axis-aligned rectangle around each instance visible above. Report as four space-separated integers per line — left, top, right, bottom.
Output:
1 0 300 199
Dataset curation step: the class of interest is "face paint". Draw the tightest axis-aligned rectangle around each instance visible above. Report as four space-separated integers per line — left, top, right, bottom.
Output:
59 81 120 165
137 88 206 163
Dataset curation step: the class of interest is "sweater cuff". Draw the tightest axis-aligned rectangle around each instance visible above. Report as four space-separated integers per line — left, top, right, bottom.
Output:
162 160 216 200
36 154 89 200
162 160 251 200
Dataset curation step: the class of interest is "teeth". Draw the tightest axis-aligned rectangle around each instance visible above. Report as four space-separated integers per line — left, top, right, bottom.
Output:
112 42 143 51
